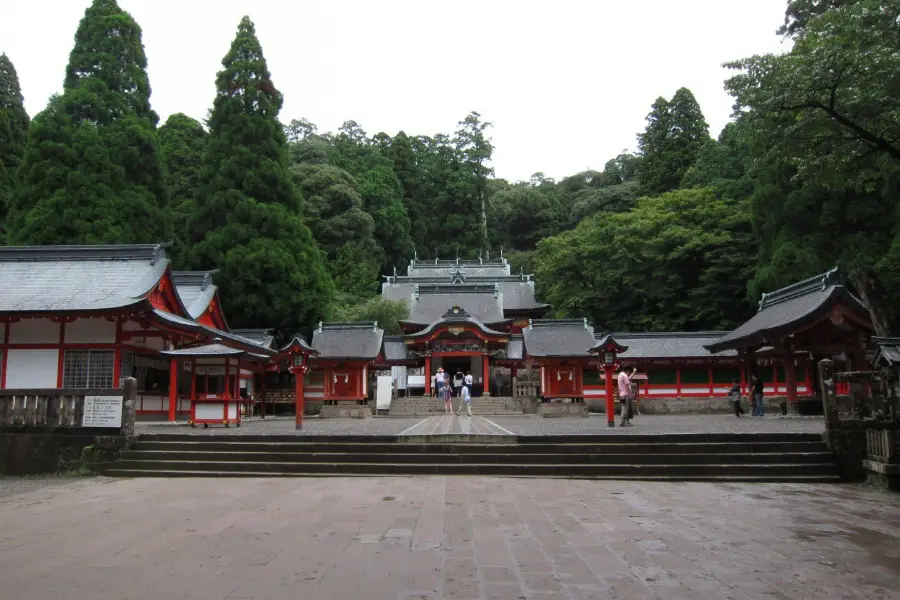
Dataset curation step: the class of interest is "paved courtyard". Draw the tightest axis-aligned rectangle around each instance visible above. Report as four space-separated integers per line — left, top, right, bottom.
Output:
136 414 827 437
1 476 898 600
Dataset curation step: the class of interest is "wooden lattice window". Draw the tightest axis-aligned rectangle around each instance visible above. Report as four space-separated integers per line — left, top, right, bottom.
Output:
63 350 115 389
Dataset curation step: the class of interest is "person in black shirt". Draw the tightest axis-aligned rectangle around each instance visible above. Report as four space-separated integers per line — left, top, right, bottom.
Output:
729 379 744 417
750 374 764 417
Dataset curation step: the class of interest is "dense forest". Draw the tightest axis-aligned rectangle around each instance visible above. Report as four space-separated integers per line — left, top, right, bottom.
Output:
0 0 898 339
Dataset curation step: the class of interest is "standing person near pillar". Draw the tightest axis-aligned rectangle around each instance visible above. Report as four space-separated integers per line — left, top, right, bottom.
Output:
750 374 764 417
464 371 473 396
456 381 472 417
431 371 438 398
453 370 464 399
617 365 636 427
435 367 446 397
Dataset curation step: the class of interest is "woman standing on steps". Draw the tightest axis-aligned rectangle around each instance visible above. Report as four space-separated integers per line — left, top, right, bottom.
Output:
441 380 453 414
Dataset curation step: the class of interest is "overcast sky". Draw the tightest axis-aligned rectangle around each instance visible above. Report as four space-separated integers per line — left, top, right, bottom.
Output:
3 0 789 182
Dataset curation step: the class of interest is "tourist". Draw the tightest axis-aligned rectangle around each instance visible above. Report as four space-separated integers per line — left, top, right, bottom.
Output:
618 365 637 427
442 381 453 414
729 378 744 417
464 371 473 395
456 382 472 416
453 370 464 398
751 374 764 417
435 367 446 396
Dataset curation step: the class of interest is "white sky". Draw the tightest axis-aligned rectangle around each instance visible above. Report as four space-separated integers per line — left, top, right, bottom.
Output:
3 0 788 183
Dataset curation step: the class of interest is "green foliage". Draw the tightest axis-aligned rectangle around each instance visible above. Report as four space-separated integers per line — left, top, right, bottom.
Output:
637 88 710 195
10 0 170 246
455 112 494 247
0 53 29 240
725 0 900 334
489 184 560 251
185 16 332 335
333 296 409 335
158 113 206 261
534 187 756 331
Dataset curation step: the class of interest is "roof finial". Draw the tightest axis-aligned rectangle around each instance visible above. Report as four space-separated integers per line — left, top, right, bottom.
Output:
373 321 378 331
500 245 504 259
413 249 418 261
456 245 459 263
317 322 323 333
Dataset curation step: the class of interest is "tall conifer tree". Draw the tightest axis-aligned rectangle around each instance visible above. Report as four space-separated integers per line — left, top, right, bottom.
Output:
10 0 170 245
159 113 207 261
0 53 30 236
185 16 332 334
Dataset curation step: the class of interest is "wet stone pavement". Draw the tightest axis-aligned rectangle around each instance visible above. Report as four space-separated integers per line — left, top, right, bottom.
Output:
136 414 827 437
1 476 898 600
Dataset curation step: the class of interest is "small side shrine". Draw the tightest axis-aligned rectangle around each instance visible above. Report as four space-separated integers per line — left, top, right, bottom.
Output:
310 322 384 419
521 319 597 416
160 338 270 428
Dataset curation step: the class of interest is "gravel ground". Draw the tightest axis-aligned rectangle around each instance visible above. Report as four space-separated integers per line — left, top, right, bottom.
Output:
490 413 827 436
0 475 109 500
136 415 426 436
136 413 826 437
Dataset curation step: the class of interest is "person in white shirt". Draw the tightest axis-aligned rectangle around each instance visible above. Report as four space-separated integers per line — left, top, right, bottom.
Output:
456 384 472 416
435 368 446 395
464 371 473 395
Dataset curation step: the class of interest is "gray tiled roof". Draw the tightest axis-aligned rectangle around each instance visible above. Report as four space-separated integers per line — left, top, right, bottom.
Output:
608 332 738 358
522 319 596 357
403 316 509 339
233 328 276 349
160 343 245 357
173 271 219 320
407 286 505 324
872 337 900 367
0 244 172 313
311 322 384 360
382 276 548 313
407 258 511 278
383 337 409 361
152 310 275 355
706 269 871 353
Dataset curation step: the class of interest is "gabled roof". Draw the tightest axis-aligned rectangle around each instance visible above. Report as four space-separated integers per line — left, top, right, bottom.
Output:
381 275 549 314
173 270 222 321
872 337 900 367
232 328 276 349
522 318 596 358
610 332 738 358
407 257 511 278
311 322 384 360
150 309 275 356
0 243 173 313
407 285 506 324
402 305 510 340
160 342 246 358
278 335 317 356
705 268 872 354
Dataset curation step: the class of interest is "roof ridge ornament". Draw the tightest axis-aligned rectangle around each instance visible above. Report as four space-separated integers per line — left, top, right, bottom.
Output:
443 304 471 319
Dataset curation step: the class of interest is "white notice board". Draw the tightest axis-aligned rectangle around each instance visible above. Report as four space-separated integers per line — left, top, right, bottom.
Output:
376 375 393 410
82 395 124 428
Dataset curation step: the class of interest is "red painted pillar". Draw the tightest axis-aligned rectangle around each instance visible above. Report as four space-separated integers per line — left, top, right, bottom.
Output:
424 355 431 395
294 367 305 429
604 365 615 427
483 354 490 396
168 358 178 422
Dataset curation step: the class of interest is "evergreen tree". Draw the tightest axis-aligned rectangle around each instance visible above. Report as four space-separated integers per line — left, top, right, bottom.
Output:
0 53 30 237
185 16 332 334
389 131 429 252
159 113 206 261
455 112 493 249
9 0 170 245
637 89 710 195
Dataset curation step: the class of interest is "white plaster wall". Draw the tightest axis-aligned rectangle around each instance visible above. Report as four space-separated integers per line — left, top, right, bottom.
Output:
5 349 59 388
9 319 60 344
65 318 116 343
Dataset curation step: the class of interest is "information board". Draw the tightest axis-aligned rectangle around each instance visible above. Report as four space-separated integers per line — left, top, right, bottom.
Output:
81 395 123 428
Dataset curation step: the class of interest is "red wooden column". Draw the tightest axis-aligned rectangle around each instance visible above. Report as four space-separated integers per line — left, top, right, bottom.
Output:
294 367 305 429
482 354 490 396
604 365 615 427
168 358 178 422
783 355 798 411
424 355 431 395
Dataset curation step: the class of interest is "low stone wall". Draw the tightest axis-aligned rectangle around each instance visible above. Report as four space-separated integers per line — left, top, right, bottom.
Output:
826 420 900 481
585 395 812 415
538 403 589 418
319 405 372 419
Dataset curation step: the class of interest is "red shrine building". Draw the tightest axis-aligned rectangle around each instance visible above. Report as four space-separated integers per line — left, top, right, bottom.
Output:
0 244 876 418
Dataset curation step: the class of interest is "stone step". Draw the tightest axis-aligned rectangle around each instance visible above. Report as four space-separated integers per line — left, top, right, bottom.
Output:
120 450 835 466
107 459 838 477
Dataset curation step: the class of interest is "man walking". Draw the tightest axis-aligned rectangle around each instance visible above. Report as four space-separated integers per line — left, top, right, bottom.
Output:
456 382 472 417
618 365 636 427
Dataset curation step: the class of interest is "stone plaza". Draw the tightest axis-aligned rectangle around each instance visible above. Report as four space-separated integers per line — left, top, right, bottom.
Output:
1 474 899 600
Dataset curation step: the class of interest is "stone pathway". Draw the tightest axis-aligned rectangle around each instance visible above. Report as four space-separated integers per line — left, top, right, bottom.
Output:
399 415 515 436
1 477 898 599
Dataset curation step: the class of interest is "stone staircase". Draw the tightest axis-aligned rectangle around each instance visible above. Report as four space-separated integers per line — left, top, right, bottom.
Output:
389 395 523 416
105 432 841 482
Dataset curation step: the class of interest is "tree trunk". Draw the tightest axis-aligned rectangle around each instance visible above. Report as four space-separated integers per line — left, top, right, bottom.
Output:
849 270 895 336
479 185 488 248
